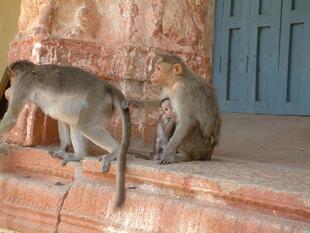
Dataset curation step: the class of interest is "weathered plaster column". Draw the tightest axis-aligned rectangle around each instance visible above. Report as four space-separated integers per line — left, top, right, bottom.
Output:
5 0 215 146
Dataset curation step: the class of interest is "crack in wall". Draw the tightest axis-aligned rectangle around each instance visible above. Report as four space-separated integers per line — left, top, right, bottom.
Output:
54 183 72 233
54 163 83 233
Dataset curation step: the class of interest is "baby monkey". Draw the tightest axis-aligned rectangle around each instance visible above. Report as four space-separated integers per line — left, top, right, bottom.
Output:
153 98 176 160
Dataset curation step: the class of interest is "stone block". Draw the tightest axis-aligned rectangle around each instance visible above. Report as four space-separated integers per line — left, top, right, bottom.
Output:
0 147 75 183
0 173 70 233
6 0 216 145
141 125 157 144
0 147 310 232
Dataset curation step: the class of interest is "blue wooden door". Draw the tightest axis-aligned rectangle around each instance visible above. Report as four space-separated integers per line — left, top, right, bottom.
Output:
277 0 310 115
214 0 249 112
246 0 282 114
213 0 310 115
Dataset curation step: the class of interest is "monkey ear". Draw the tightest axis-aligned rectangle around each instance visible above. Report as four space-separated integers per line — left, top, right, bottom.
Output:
173 64 183 75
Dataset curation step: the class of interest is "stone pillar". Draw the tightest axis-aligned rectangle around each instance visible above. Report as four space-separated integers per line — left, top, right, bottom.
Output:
4 0 215 146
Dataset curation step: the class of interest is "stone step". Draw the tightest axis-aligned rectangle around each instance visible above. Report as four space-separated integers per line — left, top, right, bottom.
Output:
0 146 309 233
0 173 70 233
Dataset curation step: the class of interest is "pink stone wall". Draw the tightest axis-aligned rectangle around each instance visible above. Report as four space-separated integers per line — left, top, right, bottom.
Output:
5 0 216 146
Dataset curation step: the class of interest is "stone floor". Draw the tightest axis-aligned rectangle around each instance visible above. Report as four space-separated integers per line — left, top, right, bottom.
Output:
0 113 309 232
217 113 310 169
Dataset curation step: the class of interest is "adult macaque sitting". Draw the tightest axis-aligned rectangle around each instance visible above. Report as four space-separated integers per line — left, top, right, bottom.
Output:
129 54 221 165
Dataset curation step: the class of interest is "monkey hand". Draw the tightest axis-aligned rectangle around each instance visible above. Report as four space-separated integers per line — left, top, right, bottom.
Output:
159 148 176 165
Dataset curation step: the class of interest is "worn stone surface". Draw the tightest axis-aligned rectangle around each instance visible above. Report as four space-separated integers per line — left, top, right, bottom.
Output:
5 0 215 146
2 102 58 146
0 147 75 183
0 146 309 232
59 181 309 233
18 0 214 59
217 113 310 168
6 37 211 145
0 173 70 233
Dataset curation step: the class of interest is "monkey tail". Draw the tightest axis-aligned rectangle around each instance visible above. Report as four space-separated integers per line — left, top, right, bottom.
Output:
113 95 131 210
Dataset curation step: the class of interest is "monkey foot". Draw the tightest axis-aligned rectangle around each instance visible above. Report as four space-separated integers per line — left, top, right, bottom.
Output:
48 148 66 159
159 158 174 165
159 152 188 165
102 152 117 173
62 154 83 166
159 151 178 165
159 154 175 165
48 149 83 165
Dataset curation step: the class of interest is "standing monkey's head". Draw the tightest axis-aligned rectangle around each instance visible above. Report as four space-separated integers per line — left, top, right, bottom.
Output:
151 54 188 88
9 60 35 75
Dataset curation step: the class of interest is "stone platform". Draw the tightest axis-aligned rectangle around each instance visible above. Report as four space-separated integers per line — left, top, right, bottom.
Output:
0 146 309 233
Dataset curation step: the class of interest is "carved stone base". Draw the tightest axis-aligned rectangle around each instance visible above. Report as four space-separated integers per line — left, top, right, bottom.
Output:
0 146 309 232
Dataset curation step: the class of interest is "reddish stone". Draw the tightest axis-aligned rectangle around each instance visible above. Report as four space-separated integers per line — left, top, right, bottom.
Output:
6 35 212 145
0 147 310 232
141 125 157 144
59 179 309 233
0 173 70 233
2 103 58 146
6 0 216 146
0 147 75 183
3 1 310 232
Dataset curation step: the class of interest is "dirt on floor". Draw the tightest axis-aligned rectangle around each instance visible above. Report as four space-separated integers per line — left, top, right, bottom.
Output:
131 113 310 169
215 113 310 169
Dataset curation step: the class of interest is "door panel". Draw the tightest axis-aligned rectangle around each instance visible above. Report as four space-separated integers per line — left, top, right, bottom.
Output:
216 0 249 112
278 0 310 114
247 0 282 113
214 0 310 115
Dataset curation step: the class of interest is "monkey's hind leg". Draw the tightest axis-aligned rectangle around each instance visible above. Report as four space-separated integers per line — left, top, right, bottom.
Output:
61 126 86 165
78 123 119 173
102 150 118 173
51 126 86 165
48 121 73 158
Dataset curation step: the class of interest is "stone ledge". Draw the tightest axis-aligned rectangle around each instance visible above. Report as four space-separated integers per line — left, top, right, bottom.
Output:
0 146 309 232
0 146 75 184
0 173 70 233
59 182 309 233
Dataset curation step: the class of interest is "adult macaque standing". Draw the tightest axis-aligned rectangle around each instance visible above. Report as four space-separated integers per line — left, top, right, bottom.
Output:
153 98 175 160
130 54 221 165
0 60 131 209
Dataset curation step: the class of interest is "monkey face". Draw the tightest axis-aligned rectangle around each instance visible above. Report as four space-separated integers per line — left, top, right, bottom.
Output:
151 62 171 86
161 99 173 118
151 61 183 88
